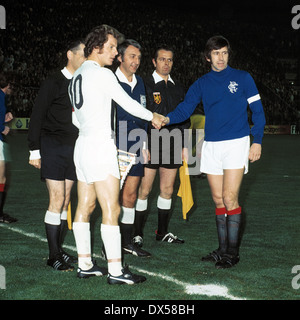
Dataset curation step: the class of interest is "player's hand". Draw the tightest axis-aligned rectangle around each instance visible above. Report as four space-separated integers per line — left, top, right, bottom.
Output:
5 112 13 123
162 117 170 126
2 126 10 136
152 112 166 129
249 143 262 163
29 158 41 169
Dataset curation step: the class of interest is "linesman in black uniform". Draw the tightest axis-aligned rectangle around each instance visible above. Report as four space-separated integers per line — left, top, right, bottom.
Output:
28 40 85 271
134 45 190 248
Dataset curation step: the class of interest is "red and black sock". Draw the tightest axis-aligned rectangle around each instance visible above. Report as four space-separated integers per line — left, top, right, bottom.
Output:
227 206 242 256
215 207 227 254
0 184 6 217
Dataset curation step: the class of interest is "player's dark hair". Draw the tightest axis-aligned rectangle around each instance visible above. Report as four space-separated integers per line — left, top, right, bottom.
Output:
61 39 84 67
117 39 142 62
84 24 124 58
153 44 174 62
0 72 15 89
204 35 231 61
66 39 84 53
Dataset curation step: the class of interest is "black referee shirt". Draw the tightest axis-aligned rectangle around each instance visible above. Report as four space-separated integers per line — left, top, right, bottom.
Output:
28 70 78 151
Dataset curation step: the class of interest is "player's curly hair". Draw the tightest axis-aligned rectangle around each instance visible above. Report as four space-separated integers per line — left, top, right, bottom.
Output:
84 24 124 58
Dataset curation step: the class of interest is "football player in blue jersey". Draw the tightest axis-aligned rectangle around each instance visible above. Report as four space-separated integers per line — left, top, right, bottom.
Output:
0 72 16 224
164 36 266 269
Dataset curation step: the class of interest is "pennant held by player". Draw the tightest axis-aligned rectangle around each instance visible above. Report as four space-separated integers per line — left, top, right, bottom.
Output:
118 149 136 189
177 160 194 220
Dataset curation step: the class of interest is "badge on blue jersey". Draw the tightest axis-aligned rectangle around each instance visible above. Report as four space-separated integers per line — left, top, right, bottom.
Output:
228 81 238 94
140 94 146 107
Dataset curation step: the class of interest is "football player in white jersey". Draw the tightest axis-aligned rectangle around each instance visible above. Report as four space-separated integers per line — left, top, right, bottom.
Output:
69 25 165 284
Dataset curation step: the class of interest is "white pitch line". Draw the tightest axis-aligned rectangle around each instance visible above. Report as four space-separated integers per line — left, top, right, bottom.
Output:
0 224 246 300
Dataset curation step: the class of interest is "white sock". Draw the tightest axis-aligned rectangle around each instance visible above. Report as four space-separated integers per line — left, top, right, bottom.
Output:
44 210 61 225
120 206 135 224
101 224 122 276
157 196 172 210
136 198 148 211
60 210 68 221
73 222 93 270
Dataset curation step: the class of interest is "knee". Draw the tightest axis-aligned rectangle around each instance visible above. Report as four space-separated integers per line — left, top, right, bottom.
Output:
49 194 65 213
160 185 174 199
78 199 96 217
122 192 137 208
103 202 120 225
223 192 238 211
87 201 97 214
212 195 224 208
138 186 151 200
77 201 96 221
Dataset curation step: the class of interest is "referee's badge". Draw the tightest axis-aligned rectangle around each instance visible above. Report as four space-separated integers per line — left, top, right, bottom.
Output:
153 92 161 104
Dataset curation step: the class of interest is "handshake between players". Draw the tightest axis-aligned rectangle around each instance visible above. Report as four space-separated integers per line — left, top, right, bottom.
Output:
151 113 170 130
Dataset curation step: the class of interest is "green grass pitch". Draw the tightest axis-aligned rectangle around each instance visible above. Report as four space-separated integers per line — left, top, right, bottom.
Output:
0 132 300 301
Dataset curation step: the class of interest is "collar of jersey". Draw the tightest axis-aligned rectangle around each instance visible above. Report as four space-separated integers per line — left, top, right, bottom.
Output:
209 65 231 78
61 67 73 80
115 67 137 91
152 71 175 85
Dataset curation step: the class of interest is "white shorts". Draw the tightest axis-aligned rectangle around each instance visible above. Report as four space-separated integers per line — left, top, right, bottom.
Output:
74 135 120 184
0 140 4 161
200 136 250 175
0 140 9 161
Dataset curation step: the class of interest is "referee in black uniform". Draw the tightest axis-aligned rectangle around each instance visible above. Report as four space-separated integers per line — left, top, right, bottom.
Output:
134 45 190 246
28 40 85 271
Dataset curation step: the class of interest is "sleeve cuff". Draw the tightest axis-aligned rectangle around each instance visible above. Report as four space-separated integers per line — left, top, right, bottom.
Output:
29 150 41 160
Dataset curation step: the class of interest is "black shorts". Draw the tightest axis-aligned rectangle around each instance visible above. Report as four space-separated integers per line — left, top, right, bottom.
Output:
40 135 77 181
146 137 182 169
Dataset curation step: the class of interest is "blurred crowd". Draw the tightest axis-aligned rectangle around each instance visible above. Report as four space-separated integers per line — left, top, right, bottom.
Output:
0 0 298 125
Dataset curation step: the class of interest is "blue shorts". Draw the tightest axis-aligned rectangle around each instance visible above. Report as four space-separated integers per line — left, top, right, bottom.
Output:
128 162 144 177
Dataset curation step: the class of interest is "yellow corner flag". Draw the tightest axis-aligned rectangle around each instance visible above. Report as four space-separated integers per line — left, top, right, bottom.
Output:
67 202 72 230
177 160 194 220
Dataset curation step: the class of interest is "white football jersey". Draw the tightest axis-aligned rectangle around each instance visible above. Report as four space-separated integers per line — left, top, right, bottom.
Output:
69 60 152 140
